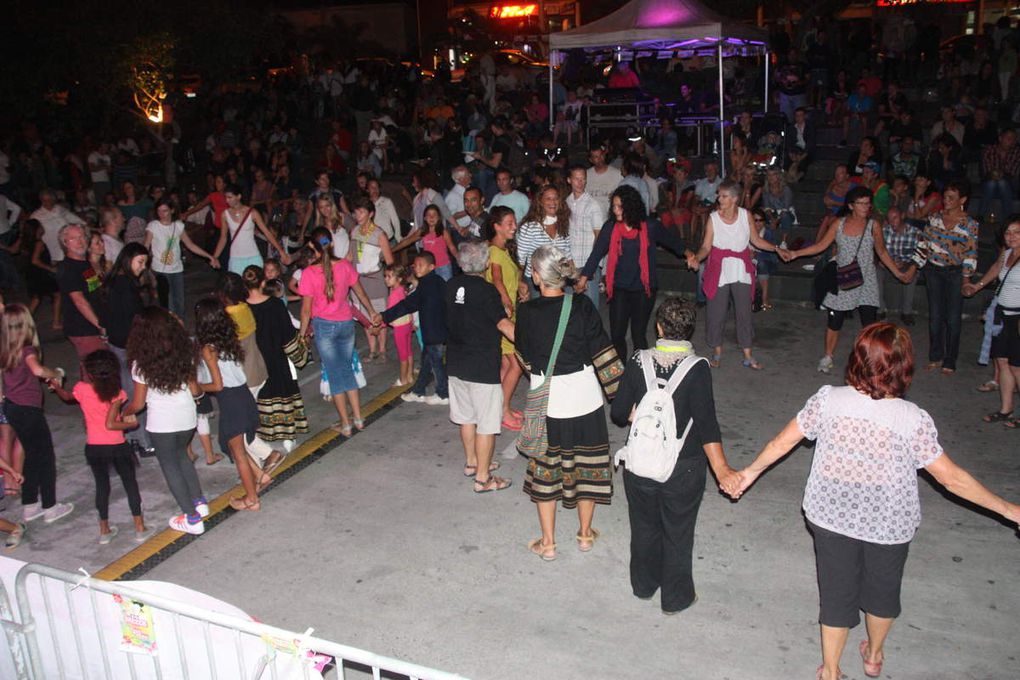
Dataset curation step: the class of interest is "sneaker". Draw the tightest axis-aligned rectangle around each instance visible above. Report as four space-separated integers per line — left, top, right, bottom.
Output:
168 514 205 535
424 394 450 406
134 527 156 543
401 392 427 403
194 499 210 518
4 522 26 549
817 355 835 374
43 502 74 524
98 526 119 545
22 502 45 522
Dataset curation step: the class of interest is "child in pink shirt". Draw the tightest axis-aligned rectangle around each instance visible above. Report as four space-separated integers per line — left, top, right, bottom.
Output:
384 264 414 386
51 350 153 544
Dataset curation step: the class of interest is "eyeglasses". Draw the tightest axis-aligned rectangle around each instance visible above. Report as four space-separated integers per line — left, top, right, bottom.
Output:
853 200 872 206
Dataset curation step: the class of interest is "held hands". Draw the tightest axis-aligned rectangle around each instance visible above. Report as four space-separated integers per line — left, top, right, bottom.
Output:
573 276 588 294
777 248 796 263
962 281 979 297
280 252 293 266
517 281 530 302
718 468 762 500
684 252 700 271
208 257 221 270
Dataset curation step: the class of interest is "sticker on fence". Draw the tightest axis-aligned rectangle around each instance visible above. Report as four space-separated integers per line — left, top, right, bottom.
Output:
114 593 158 655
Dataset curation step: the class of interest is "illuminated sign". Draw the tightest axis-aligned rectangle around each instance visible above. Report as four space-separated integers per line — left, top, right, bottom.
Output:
490 4 538 19
876 0 972 6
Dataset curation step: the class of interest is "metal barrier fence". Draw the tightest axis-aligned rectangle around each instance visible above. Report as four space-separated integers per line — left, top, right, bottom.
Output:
1 562 467 680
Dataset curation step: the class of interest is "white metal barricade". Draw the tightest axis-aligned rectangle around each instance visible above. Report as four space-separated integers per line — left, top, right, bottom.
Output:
1 561 467 680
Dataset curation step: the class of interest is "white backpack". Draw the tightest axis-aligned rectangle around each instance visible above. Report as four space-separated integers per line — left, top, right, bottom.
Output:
614 351 706 483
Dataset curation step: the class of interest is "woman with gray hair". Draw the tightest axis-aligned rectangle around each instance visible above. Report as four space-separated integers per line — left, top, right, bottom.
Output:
691 179 780 369
515 245 622 560
445 240 516 492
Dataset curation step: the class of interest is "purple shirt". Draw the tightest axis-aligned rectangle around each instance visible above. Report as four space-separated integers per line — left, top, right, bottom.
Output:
3 347 43 408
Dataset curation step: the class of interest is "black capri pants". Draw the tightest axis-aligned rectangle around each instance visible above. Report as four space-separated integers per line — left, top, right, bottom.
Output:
826 305 878 332
990 315 1020 367
809 521 910 628
86 444 142 521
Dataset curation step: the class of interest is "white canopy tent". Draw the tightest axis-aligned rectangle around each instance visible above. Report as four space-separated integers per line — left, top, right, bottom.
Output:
548 0 769 175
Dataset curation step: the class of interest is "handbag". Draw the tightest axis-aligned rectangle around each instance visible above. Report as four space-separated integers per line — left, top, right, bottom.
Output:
218 208 252 270
283 332 311 370
835 222 867 291
516 294 572 458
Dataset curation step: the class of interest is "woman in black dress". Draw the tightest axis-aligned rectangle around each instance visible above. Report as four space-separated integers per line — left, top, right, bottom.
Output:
242 266 308 449
22 219 61 329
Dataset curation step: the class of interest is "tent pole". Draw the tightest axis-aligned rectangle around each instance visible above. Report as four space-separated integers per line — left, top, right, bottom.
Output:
718 43 725 176
549 56 555 132
764 48 770 113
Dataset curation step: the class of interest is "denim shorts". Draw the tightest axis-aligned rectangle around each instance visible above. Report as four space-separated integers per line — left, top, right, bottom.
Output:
312 318 357 395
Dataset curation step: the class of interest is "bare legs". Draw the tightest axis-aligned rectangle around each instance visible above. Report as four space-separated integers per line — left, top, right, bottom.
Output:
819 614 894 680
824 328 840 359
330 389 364 431
0 425 23 495
226 436 260 506
532 498 597 558
499 354 523 423
996 357 1020 414
459 425 496 483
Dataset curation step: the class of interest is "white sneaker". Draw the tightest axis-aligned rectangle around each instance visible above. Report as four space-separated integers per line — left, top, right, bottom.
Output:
98 526 119 545
5 522 26 549
424 395 449 406
817 355 834 374
195 501 210 518
134 527 156 543
43 502 74 524
282 439 295 453
22 502 44 522
401 392 427 403
168 514 205 535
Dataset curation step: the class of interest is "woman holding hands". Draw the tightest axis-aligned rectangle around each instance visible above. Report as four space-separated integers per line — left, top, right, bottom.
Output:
723 323 1020 680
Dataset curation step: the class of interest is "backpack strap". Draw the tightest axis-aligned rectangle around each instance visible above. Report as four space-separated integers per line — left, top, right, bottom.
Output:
638 349 660 391
662 354 708 397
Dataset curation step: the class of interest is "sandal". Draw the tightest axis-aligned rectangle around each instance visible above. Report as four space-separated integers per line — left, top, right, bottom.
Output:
473 475 512 493
941 367 956 376
983 410 1013 423
501 413 523 431
255 472 273 493
205 453 224 466
262 451 286 476
330 422 353 437
741 358 763 370
576 528 600 552
924 361 940 372
463 460 500 477
1004 417 1020 429
527 538 556 561
353 418 365 431
709 353 721 368
858 640 882 678
761 303 774 311
977 380 1000 393
229 497 261 511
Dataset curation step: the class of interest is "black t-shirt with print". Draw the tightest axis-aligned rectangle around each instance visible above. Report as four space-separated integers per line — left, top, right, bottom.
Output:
445 275 506 384
57 257 103 337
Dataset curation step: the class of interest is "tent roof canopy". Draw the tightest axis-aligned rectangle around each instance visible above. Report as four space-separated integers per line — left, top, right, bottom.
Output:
549 0 768 54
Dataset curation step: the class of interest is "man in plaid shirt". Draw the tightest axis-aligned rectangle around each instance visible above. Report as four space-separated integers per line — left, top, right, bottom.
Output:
979 128 1020 220
880 207 920 325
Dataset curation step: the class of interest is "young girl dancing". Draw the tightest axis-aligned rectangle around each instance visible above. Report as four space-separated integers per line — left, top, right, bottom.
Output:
384 264 414 387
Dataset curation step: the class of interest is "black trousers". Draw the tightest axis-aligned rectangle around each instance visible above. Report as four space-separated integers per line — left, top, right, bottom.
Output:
87 452 142 520
623 458 707 612
609 288 657 362
4 400 57 508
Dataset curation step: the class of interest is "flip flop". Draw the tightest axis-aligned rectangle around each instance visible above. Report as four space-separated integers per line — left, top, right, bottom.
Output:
463 461 500 477
255 472 273 494
976 380 1000 393
205 453 224 466
262 451 286 475
859 640 882 678
501 414 523 431
576 528 601 552
742 358 763 370
229 497 261 512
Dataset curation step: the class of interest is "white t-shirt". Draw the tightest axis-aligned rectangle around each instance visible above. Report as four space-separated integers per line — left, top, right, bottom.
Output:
373 196 399 240
996 248 1020 314
87 151 110 183
445 184 470 229
223 209 259 260
147 220 186 274
132 364 198 433
709 208 753 286
102 234 124 263
585 166 622 218
31 205 83 262
367 128 388 159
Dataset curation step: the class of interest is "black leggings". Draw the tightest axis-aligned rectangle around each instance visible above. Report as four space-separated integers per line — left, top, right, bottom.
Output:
4 401 56 508
86 449 142 521
826 305 878 332
609 288 657 361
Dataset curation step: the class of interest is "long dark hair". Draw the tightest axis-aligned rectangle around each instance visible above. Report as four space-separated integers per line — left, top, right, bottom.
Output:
306 226 338 301
610 184 647 230
83 349 123 403
126 307 197 393
105 242 149 289
422 204 445 237
194 296 243 362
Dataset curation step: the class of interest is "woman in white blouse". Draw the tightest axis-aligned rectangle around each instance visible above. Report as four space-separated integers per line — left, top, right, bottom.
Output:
725 323 1020 680
516 185 572 296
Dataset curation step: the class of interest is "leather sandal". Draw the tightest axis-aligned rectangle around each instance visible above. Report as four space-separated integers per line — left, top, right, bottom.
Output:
473 475 512 493
229 497 260 512
576 528 600 552
463 461 500 477
527 538 556 561
859 640 882 678
983 410 1013 423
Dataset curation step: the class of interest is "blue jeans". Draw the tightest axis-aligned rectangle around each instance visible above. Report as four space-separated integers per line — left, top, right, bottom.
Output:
584 267 602 310
156 272 185 319
979 179 1015 218
434 264 453 281
412 343 448 398
312 318 357 394
923 265 964 370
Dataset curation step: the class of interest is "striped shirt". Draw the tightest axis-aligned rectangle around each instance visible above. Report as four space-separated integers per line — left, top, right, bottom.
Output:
923 211 979 276
996 248 1020 315
516 218 572 278
567 191 604 266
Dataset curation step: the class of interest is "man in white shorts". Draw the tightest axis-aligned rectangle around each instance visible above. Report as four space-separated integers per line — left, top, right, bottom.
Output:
444 240 515 493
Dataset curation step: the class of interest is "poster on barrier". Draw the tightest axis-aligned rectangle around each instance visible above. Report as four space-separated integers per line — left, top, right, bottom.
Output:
114 594 158 656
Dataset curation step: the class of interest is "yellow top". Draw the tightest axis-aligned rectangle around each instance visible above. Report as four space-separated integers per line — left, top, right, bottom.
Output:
226 303 256 340
485 243 519 355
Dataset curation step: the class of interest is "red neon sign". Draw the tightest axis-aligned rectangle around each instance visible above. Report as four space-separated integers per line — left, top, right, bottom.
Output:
490 4 538 19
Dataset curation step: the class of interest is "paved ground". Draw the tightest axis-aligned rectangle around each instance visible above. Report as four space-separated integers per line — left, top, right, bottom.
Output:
7 261 1020 679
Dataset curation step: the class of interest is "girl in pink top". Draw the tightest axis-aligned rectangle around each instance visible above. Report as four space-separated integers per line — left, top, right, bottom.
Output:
50 349 152 544
394 204 456 281
384 264 414 387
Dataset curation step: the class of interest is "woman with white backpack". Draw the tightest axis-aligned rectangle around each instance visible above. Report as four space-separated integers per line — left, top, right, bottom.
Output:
610 296 739 614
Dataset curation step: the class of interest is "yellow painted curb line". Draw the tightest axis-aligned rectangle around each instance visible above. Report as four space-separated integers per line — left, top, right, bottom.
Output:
95 382 411 581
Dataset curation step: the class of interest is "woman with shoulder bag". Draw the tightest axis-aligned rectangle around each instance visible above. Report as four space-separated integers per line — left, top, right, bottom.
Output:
515 245 622 562
964 219 1020 427
348 197 395 362
145 199 220 318
780 186 909 374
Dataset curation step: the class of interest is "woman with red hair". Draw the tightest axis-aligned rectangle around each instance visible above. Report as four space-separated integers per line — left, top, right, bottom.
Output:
723 322 1020 680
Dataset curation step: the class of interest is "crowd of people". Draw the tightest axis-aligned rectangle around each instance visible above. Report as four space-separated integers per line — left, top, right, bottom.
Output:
0 13 1019 679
